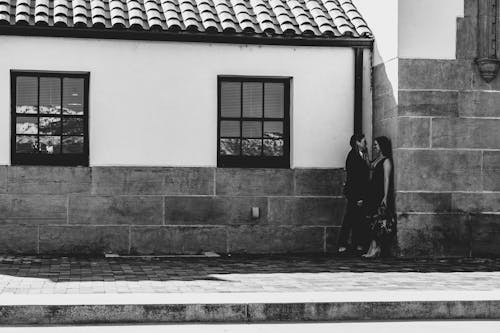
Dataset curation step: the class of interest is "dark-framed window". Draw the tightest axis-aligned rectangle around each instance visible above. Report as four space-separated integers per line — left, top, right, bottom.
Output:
11 71 89 166
217 76 290 168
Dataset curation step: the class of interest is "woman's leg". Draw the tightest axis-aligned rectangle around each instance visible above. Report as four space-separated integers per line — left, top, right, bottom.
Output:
363 239 376 256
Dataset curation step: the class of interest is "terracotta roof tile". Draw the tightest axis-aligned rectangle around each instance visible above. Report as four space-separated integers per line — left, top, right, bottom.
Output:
197 0 220 33
15 0 30 25
0 0 372 39
34 1 49 26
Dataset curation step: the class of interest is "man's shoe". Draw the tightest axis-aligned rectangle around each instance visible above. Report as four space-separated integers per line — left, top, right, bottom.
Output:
337 247 347 255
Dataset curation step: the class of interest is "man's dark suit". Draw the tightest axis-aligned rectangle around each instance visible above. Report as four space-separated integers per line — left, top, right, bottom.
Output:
338 148 370 249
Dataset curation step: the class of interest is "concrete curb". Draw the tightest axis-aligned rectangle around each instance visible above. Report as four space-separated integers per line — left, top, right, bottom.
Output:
1 300 500 325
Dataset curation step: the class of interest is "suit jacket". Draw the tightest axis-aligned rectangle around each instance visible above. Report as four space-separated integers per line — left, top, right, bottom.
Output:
343 148 370 202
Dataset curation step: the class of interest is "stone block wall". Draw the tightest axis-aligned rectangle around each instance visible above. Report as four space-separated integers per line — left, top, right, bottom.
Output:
373 0 500 257
0 166 345 255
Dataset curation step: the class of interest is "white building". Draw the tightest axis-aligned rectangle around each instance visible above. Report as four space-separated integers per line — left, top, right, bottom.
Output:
0 0 373 255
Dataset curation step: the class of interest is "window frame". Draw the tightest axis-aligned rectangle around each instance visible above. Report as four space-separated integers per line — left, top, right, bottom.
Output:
217 76 291 169
10 70 90 167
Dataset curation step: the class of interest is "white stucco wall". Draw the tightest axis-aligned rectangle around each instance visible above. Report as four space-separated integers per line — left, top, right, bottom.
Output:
0 36 357 168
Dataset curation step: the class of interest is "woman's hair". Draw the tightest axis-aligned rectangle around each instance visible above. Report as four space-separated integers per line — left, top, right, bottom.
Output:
349 133 365 149
375 136 392 158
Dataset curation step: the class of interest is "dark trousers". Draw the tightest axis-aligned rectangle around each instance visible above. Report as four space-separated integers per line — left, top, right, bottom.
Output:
338 200 367 249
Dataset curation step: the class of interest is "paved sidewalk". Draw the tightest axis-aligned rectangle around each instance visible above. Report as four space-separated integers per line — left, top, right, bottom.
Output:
1 255 500 325
1 255 500 295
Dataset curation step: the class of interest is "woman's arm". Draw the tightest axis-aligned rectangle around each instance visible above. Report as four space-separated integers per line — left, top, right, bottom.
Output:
382 158 392 206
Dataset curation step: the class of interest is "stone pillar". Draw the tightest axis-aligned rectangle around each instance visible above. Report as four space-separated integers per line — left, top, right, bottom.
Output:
373 0 500 256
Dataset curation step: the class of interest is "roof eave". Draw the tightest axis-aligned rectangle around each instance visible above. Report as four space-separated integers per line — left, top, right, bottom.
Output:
0 25 374 48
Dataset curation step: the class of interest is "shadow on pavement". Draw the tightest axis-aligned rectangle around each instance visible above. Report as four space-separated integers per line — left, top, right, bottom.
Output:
1 254 500 283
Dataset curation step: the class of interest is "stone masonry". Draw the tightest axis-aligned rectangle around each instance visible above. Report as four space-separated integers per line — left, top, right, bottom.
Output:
0 166 345 255
374 0 500 257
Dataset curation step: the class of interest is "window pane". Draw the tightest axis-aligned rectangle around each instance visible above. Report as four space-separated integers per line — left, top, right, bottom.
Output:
62 136 84 153
264 83 284 118
220 138 240 156
16 136 38 153
243 82 263 118
264 121 283 139
242 121 262 138
63 78 84 115
40 77 61 114
264 139 284 156
39 117 61 135
221 82 241 117
16 117 38 134
242 139 262 156
40 136 61 154
16 77 38 114
220 120 240 137
63 118 84 136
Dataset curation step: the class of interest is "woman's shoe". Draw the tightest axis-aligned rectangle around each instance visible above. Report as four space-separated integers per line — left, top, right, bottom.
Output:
363 246 381 258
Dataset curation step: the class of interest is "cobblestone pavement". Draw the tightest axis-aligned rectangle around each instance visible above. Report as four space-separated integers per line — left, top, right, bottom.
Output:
0 255 499 295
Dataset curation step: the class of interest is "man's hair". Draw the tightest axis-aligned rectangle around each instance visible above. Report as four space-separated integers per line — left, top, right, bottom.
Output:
349 133 365 148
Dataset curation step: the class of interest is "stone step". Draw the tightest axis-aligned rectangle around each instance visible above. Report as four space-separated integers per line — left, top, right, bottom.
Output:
1 291 499 325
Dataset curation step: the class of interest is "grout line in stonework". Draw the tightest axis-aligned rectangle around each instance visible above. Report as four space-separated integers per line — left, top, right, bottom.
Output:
469 212 500 214
397 211 500 215
66 195 70 224
162 196 166 226
138 194 344 198
397 148 500 151
293 171 297 195
90 194 216 197
429 118 433 149
398 190 500 193
481 150 484 192
323 227 327 253
461 89 500 93
128 226 132 254
398 115 436 119
39 224 232 228
267 196 271 223
213 168 216 196
461 116 500 120
397 212 469 215
225 227 230 254
36 225 40 254
467 212 473 258
398 89 460 92
135 224 227 228
400 115 500 120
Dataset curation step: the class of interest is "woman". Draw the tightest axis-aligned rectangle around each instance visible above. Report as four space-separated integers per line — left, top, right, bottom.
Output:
362 136 394 258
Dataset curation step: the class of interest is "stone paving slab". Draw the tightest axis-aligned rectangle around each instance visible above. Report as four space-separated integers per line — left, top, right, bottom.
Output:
1 255 500 325
1 255 500 295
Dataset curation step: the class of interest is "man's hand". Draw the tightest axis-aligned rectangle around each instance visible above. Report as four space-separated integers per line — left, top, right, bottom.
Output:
357 200 363 207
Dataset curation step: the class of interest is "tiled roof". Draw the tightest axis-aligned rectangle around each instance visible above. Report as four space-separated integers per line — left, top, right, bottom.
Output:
0 0 372 39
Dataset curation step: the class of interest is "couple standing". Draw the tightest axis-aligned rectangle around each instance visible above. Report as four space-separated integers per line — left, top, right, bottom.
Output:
338 134 394 258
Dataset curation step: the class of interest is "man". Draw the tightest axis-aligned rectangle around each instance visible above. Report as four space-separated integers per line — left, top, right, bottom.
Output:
337 133 370 254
